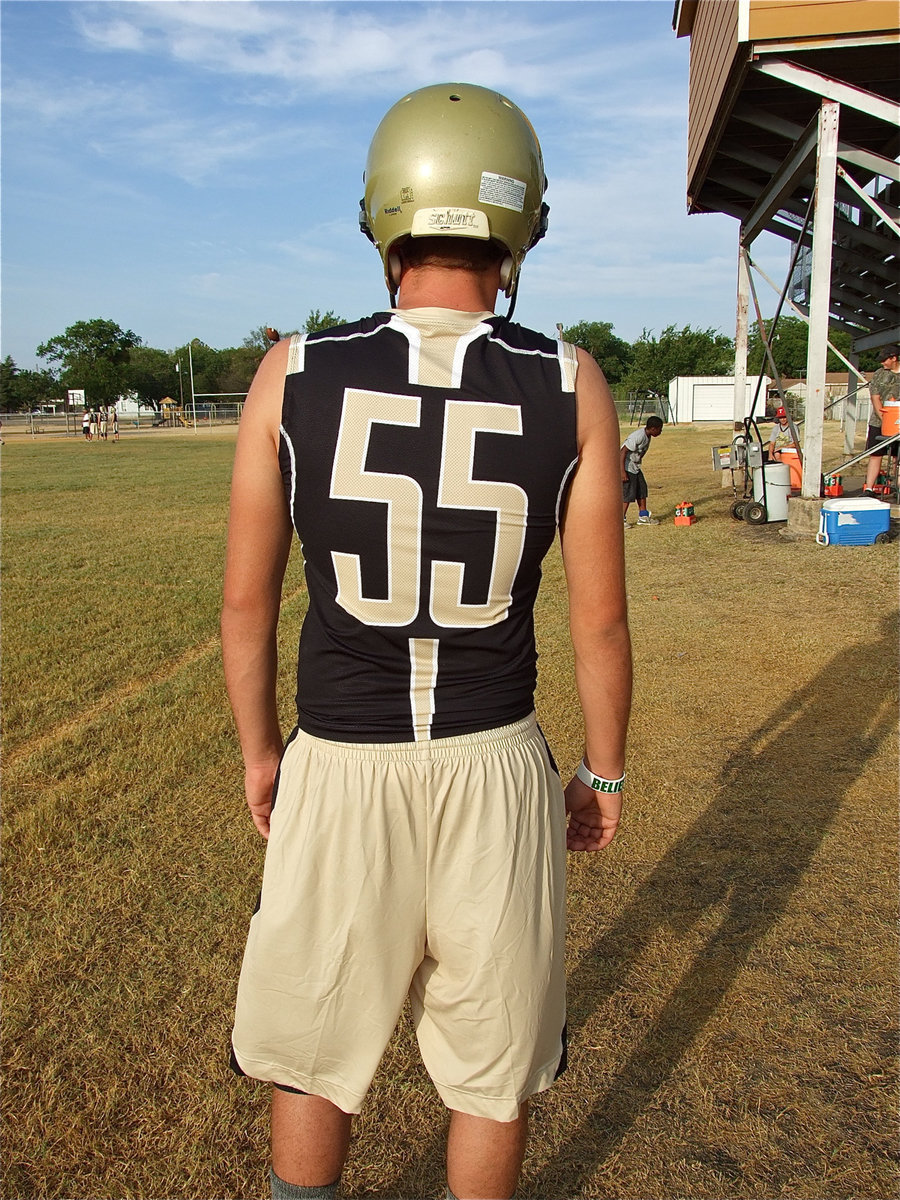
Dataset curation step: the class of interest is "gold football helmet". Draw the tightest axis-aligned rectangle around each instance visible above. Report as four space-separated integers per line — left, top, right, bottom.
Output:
360 83 548 300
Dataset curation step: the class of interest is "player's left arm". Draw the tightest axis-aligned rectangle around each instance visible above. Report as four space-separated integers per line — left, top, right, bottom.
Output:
221 338 294 838
559 347 633 851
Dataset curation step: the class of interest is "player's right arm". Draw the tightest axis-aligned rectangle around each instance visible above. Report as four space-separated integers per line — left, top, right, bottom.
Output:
559 348 632 851
221 338 294 838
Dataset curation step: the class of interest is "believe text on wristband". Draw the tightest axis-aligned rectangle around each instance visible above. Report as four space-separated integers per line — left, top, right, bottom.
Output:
576 760 625 793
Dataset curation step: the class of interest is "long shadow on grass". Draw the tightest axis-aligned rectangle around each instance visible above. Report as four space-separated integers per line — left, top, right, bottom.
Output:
372 612 897 1199
525 609 898 1196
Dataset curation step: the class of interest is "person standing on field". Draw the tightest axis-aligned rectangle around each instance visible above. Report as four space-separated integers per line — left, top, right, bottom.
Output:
621 415 663 525
222 82 631 1200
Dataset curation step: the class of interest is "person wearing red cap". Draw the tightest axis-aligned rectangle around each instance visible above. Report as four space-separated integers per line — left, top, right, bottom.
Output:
767 407 798 462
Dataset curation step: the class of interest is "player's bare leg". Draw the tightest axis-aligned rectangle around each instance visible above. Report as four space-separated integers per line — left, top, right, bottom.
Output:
865 452 884 492
446 1104 528 1199
271 1089 351 1189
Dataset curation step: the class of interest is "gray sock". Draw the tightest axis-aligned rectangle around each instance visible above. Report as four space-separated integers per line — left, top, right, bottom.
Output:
270 1167 340 1199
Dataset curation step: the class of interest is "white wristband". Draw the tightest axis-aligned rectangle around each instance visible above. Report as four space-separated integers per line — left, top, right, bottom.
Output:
576 760 625 793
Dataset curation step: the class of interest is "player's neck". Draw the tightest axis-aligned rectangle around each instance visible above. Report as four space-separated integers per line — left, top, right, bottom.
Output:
396 266 499 314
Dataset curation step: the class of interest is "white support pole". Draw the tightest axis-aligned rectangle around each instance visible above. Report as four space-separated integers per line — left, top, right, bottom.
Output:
803 99 839 498
734 242 750 427
844 351 859 457
188 343 197 433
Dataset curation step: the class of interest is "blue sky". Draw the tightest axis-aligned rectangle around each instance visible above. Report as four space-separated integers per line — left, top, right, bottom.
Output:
2 0 788 369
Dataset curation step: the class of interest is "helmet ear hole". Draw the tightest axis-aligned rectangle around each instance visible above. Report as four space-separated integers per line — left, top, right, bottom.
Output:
499 255 514 293
388 251 403 288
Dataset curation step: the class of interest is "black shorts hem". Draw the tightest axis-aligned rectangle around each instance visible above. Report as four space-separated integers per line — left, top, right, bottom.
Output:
553 1022 568 1081
866 425 900 453
229 1045 308 1095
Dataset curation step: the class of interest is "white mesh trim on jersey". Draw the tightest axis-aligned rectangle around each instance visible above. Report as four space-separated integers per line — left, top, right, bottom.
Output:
287 333 307 376
409 637 439 741
556 340 578 393
388 311 493 390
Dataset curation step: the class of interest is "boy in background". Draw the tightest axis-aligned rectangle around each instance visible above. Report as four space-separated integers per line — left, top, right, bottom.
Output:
622 415 664 525
767 406 798 462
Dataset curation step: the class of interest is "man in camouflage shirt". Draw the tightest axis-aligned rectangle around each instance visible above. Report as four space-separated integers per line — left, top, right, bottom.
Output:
864 345 899 497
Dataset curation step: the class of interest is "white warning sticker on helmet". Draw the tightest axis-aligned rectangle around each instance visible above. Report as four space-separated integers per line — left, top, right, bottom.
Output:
479 172 526 213
411 208 490 237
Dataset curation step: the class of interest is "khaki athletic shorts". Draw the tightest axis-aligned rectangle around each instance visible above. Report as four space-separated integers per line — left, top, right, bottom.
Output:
231 714 567 1122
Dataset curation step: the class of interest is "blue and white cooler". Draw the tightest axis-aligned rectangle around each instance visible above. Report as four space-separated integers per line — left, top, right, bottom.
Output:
816 497 891 546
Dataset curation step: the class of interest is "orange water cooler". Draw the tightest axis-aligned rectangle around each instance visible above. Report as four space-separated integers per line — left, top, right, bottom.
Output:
779 446 803 492
882 400 900 437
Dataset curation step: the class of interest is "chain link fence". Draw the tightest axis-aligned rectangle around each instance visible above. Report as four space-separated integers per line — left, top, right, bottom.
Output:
1 404 243 438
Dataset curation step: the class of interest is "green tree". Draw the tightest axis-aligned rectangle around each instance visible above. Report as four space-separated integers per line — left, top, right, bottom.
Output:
128 346 177 411
625 324 733 396
241 326 289 352
219 346 265 396
0 356 19 409
748 315 881 376
172 340 225 401
36 319 141 408
561 321 632 384
0 356 61 412
304 309 346 333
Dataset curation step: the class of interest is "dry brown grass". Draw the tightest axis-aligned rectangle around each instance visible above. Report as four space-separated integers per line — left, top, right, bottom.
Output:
2 425 897 1199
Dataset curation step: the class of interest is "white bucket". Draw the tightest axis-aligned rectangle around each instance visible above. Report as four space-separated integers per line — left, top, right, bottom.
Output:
752 462 790 521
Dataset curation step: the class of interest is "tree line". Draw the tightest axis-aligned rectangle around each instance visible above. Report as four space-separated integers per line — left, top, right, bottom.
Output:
563 318 881 397
0 313 879 413
0 311 345 413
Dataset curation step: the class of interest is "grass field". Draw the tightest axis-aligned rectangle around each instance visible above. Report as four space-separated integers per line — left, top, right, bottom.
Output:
2 425 897 1200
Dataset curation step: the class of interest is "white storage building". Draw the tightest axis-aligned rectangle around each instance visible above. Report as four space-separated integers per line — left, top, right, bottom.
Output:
667 376 772 423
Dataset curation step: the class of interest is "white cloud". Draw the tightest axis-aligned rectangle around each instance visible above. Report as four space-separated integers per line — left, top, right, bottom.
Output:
70 1 667 104
86 113 294 185
3 74 333 187
2 78 130 126
6 1 781 363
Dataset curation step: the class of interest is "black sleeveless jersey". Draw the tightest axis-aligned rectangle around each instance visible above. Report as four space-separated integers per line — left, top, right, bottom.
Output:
278 308 579 742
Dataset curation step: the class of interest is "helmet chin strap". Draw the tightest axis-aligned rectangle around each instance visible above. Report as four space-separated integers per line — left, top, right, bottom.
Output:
505 274 520 321
388 251 403 308
499 255 520 319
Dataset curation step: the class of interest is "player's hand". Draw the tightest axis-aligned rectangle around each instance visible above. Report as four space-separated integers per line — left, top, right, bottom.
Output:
564 776 622 851
244 759 279 839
